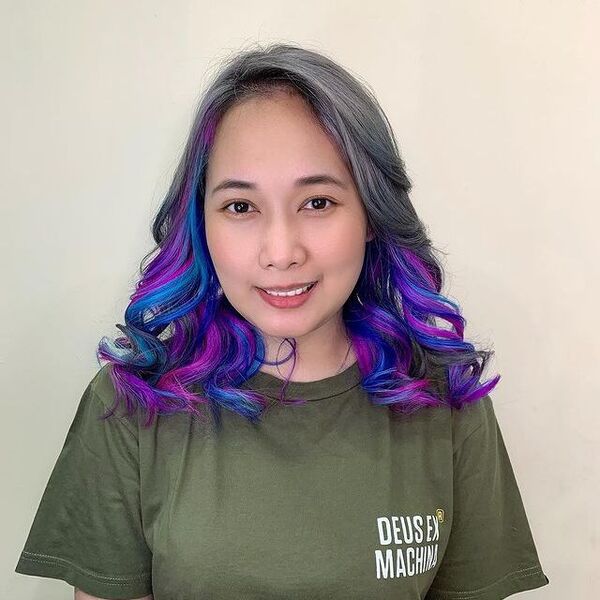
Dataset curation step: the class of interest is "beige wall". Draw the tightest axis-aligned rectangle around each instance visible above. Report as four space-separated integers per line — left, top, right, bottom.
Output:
3 1 598 598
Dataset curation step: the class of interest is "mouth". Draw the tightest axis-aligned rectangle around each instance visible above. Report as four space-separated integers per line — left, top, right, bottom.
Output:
257 281 317 296
256 281 318 308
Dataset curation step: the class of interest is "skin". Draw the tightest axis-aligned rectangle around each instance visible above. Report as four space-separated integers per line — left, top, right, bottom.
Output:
204 88 373 382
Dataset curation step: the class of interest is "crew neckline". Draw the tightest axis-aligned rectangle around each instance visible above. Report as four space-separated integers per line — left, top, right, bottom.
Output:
240 360 362 402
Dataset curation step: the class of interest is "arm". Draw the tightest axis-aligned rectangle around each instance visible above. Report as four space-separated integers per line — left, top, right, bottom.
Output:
74 588 153 600
14 371 153 598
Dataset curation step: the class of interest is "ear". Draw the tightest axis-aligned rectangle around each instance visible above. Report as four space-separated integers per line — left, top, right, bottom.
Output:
366 225 375 242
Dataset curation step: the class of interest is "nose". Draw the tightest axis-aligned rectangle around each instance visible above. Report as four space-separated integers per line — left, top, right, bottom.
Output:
259 218 307 270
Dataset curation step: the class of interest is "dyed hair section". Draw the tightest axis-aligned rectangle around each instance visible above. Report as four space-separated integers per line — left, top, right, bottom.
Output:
97 42 500 429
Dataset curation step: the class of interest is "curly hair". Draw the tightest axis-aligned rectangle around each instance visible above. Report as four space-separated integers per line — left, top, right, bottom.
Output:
97 41 500 429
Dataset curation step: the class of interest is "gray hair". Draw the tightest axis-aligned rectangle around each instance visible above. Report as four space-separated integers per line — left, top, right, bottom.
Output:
155 41 429 256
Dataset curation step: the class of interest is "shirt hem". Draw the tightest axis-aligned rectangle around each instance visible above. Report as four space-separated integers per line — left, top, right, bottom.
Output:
426 565 550 600
15 552 152 600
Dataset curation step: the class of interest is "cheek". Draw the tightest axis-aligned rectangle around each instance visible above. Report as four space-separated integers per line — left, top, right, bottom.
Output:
205 230 243 281
211 246 248 281
315 227 367 291
313 228 366 269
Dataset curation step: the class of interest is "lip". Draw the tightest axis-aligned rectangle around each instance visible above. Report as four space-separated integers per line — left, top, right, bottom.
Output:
258 281 317 293
256 281 318 309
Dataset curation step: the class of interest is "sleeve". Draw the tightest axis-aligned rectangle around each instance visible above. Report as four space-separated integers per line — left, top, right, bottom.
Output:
426 395 550 600
14 366 153 600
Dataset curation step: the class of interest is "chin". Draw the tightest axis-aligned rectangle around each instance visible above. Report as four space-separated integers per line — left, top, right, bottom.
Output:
258 323 313 340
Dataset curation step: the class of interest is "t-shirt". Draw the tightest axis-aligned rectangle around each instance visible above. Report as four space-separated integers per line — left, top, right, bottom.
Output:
15 361 549 600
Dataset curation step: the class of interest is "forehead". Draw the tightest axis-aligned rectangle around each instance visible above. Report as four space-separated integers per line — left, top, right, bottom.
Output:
206 92 350 185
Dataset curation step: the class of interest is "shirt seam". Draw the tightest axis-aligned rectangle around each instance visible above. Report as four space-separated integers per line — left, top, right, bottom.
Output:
19 550 150 583
428 564 544 597
260 380 362 402
91 375 139 439
452 420 485 457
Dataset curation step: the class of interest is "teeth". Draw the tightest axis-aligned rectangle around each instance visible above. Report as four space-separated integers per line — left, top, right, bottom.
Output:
264 283 314 297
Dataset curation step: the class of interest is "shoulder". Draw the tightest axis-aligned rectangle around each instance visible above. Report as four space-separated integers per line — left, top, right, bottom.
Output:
82 363 140 435
88 363 116 406
450 394 495 451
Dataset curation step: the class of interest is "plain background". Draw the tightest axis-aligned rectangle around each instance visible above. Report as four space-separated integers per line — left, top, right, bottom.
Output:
3 1 598 598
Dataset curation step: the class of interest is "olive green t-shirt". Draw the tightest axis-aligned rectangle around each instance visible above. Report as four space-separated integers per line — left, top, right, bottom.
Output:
15 362 549 599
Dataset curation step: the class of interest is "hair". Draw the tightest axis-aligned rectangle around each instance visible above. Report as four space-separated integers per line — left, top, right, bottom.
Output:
97 41 500 429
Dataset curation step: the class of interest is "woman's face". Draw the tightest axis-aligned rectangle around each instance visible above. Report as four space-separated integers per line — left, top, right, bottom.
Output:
203 90 373 350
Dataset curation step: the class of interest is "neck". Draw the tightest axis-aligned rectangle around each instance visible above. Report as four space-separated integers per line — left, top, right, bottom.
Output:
258 320 355 382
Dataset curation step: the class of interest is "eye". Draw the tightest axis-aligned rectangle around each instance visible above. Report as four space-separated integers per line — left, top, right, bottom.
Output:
221 197 336 218
303 196 336 212
221 200 256 217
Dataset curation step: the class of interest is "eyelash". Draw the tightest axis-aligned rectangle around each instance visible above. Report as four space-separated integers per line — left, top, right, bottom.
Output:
220 197 337 218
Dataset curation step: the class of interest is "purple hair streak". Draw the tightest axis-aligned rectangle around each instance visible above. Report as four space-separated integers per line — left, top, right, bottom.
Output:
97 42 500 429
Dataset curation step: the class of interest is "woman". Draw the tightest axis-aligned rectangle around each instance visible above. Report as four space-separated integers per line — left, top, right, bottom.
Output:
15 42 549 599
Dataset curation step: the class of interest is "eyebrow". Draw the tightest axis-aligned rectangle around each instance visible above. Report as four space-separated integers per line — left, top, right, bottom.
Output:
209 174 348 196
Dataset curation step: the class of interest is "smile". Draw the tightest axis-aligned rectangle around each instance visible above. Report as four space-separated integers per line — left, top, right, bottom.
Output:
256 281 318 308
262 282 316 296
